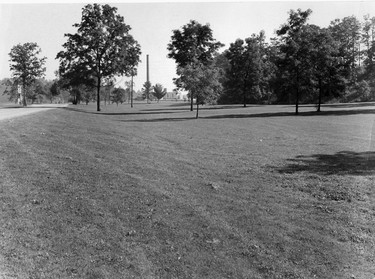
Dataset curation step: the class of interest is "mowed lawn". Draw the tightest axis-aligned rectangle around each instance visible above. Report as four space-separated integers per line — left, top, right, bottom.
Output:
0 101 374 278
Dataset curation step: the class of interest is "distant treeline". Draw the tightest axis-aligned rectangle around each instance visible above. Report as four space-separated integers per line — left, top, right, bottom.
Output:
2 8 375 111
214 9 375 109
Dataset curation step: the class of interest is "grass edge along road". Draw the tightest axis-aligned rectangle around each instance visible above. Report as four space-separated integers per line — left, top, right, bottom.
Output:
0 102 374 278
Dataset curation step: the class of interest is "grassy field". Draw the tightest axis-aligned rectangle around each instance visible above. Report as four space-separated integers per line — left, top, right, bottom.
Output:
0 101 374 278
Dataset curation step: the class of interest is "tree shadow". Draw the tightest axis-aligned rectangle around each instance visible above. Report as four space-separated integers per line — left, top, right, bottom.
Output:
140 107 190 112
202 108 375 119
113 107 375 122
141 104 263 112
277 151 375 176
117 117 195 123
62 106 183 116
323 102 375 109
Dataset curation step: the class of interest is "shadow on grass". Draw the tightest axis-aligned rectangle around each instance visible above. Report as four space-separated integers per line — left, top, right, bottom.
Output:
203 108 375 119
62 103 375 122
62 106 184 116
120 108 375 122
278 151 375 176
323 102 375 109
139 104 263 112
118 117 196 122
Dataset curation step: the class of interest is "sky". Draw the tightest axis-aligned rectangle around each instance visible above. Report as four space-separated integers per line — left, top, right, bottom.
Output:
1 1 375 92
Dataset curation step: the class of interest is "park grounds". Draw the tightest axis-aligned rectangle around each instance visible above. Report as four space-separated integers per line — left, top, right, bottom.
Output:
0 100 374 278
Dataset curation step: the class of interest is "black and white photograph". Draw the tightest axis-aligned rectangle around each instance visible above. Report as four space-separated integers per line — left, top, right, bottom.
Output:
0 0 374 278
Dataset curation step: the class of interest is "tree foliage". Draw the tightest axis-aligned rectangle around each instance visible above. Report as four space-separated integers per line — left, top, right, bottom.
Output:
177 59 222 118
8 42 46 106
111 87 126 105
152 84 167 102
361 15 375 83
329 16 362 83
276 8 313 114
142 81 153 103
223 32 266 107
56 3 141 111
168 20 224 111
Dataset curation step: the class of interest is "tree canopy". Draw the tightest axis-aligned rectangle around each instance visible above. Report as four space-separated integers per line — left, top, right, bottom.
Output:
168 20 224 111
224 33 266 107
152 84 167 102
56 3 141 111
8 42 46 106
276 9 313 114
177 59 222 118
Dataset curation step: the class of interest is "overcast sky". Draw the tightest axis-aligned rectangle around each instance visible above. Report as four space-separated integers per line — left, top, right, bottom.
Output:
1 1 374 91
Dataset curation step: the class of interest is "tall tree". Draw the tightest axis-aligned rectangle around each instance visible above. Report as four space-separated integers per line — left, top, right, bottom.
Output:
276 8 312 114
48 80 61 103
56 4 141 111
177 59 222 118
8 42 46 106
152 83 167 102
224 33 265 107
124 80 133 104
142 81 152 103
167 20 224 111
329 16 361 83
308 25 344 111
362 15 375 80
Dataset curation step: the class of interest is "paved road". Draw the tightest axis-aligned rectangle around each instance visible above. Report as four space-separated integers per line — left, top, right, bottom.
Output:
0 104 68 122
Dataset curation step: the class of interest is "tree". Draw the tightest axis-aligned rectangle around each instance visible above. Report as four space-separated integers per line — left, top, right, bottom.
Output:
362 15 375 81
307 25 344 111
56 3 141 112
2 78 18 103
276 9 312 114
167 20 224 111
81 86 95 105
124 80 134 104
30 79 50 104
224 33 265 107
110 87 126 105
177 59 222 118
152 83 167 102
48 80 61 103
8 42 46 106
142 81 152 103
329 16 361 83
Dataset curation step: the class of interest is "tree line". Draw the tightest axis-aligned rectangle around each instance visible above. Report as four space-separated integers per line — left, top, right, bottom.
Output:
3 5 374 117
169 9 375 116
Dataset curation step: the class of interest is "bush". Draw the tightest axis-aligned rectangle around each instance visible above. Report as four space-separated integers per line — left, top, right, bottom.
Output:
343 81 374 102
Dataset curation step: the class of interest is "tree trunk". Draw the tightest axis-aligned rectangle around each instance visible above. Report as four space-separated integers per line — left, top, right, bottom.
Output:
295 86 299 115
196 97 199 119
131 74 133 108
190 93 193 111
317 78 322 112
295 72 299 115
22 81 27 107
243 83 247 108
97 77 101 112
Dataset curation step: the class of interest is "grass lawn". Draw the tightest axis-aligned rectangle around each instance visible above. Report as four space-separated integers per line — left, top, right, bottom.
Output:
0 101 374 278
